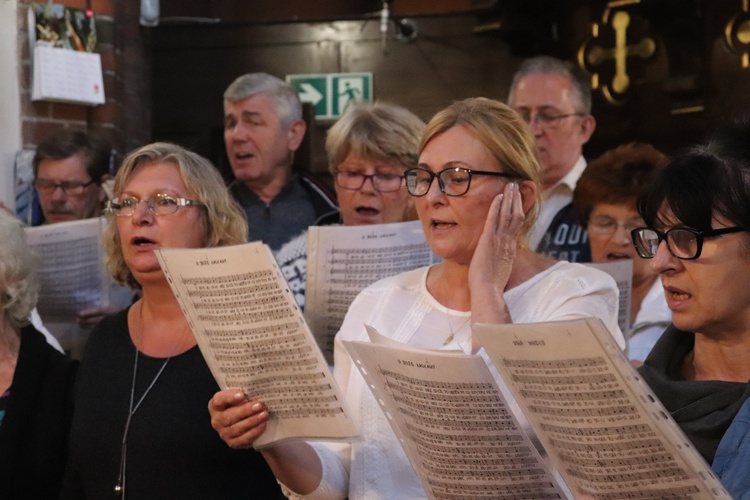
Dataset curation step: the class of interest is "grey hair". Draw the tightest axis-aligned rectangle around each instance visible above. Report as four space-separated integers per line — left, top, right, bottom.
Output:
0 210 39 329
507 55 592 114
223 72 302 128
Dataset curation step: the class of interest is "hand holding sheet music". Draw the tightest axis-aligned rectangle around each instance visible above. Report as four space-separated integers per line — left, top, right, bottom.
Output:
155 241 359 448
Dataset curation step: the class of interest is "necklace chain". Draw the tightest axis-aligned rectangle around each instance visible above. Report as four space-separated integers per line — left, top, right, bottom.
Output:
114 302 184 498
115 349 170 497
444 311 471 346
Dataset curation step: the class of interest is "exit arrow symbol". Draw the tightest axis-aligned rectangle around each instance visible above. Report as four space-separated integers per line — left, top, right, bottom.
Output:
298 83 323 105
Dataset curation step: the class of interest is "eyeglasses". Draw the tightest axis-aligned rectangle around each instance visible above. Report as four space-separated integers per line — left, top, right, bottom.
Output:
516 110 585 129
588 216 645 236
34 178 96 196
335 170 403 192
631 226 746 260
404 167 515 197
107 194 205 217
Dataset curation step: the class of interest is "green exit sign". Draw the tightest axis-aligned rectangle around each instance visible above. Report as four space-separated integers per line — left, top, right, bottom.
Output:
286 72 373 120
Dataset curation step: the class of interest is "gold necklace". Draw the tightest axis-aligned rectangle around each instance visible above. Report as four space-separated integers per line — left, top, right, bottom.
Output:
444 311 471 346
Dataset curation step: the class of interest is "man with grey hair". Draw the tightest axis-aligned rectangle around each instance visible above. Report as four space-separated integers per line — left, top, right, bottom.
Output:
223 72 339 251
508 55 596 262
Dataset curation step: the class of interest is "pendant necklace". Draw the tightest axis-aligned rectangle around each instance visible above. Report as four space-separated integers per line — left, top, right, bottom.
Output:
444 311 471 346
114 347 170 497
115 303 183 498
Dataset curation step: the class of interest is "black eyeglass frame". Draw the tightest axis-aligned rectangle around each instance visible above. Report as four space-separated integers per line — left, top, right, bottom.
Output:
404 167 516 197
630 226 746 260
34 178 97 195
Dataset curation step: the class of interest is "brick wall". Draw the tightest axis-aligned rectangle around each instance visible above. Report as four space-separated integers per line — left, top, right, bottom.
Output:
17 0 150 165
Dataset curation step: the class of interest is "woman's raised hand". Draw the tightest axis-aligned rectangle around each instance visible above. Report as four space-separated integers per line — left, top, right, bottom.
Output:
468 182 525 325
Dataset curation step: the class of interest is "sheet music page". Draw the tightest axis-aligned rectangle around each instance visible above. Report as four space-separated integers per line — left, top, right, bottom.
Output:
585 260 633 338
25 217 132 322
343 326 570 500
306 220 439 363
155 242 360 449
474 319 730 499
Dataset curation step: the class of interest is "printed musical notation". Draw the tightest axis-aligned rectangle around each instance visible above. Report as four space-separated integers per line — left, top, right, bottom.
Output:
155 242 359 448
475 319 730 499
24 217 133 322
305 221 440 364
344 326 569 500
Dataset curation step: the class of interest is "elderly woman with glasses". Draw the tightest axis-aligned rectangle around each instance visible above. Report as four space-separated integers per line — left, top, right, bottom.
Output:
572 143 671 363
274 101 424 309
630 120 750 468
60 143 281 499
208 98 625 499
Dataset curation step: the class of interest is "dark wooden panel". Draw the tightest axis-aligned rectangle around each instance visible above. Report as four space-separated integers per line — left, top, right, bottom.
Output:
158 0 498 25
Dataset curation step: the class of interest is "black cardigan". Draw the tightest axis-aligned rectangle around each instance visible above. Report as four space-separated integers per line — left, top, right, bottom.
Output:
0 324 78 500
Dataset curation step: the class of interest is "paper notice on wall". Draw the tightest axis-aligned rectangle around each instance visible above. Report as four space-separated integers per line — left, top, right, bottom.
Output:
32 43 105 106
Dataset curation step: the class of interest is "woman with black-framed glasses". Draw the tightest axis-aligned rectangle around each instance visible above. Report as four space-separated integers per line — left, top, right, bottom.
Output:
209 97 626 499
631 120 750 482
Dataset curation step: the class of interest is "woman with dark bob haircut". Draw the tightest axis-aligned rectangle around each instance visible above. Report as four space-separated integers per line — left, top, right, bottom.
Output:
633 119 750 467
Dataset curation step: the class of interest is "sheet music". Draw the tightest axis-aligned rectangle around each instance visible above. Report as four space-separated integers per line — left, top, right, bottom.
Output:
344 326 569 500
306 220 439 363
155 242 360 448
474 319 730 499
585 260 633 339
25 217 132 322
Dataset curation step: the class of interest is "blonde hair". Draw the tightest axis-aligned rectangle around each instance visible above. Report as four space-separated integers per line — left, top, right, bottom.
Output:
421 97 542 235
326 101 424 174
0 210 39 328
104 142 248 289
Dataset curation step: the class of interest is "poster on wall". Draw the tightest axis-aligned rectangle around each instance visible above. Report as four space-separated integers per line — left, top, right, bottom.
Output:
30 2 98 53
29 3 105 106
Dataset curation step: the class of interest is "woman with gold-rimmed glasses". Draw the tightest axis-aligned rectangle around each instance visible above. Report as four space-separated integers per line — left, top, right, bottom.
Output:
631 120 750 470
209 98 625 499
60 143 281 499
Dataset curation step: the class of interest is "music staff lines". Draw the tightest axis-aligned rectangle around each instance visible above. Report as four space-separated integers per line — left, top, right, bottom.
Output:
579 485 700 499
503 357 607 369
520 389 627 401
204 322 299 337
549 437 665 454
511 373 617 385
405 424 525 445
528 404 638 418
565 466 688 484
198 308 294 323
182 269 274 285
540 423 651 437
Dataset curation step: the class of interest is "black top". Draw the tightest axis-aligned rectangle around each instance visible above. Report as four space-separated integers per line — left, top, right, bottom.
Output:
61 308 281 499
638 324 750 464
0 324 78 500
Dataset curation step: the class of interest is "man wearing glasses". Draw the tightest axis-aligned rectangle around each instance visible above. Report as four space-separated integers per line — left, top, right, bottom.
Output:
508 55 596 262
31 130 122 358
32 129 111 225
